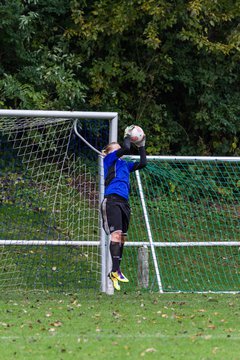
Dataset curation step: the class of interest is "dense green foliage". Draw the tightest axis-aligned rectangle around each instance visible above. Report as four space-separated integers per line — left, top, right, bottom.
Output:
0 0 239 154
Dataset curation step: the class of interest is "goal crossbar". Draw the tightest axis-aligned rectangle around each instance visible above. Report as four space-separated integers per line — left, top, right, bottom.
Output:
0 109 118 119
130 155 240 162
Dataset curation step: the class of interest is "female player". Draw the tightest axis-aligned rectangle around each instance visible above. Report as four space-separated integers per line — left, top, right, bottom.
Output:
101 126 147 290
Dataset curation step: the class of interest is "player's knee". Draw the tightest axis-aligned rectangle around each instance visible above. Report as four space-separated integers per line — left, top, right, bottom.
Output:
111 230 122 243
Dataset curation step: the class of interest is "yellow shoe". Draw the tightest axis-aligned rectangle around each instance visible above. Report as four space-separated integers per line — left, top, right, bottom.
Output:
108 272 120 291
112 270 129 283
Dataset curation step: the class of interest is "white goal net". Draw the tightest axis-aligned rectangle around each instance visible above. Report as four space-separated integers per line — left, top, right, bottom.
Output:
0 110 117 292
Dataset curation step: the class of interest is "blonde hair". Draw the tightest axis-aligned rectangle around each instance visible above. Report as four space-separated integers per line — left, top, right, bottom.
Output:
102 142 120 156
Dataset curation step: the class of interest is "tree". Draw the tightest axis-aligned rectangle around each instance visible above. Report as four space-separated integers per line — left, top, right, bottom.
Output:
67 0 240 155
0 0 87 110
0 0 239 155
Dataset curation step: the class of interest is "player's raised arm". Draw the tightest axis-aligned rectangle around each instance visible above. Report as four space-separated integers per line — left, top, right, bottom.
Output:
130 130 147 171
133 135 147 170
114 125 136 158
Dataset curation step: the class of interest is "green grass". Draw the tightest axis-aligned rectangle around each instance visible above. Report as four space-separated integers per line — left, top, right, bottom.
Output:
0 292 240 360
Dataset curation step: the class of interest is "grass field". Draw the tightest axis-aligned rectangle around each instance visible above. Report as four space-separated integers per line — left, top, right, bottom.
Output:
0 291 240 360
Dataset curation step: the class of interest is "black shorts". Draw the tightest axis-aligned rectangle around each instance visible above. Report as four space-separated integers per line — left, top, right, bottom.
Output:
101 194 131 235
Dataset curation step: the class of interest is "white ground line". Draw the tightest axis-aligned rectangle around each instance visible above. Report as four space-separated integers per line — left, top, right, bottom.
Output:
1 333 240 341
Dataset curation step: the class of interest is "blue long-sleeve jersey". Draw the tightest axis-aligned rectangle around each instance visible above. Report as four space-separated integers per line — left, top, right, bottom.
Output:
103 136 147 200
104 151 135 200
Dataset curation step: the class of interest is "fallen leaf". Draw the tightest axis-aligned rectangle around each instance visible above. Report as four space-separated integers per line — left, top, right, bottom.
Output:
141 348 157 356
0 322 8 327
50 321 62 327
162 314 168 318
208 324 216 330
204 335 212 340
207 297 218 303
145 348 157 353
225 328 234 333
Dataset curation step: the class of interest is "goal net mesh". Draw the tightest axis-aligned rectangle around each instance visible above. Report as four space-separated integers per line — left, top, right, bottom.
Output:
1 114 240 293
126 158 240 292
0 115 108 292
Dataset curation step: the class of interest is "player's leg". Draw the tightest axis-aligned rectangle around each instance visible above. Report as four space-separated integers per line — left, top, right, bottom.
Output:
109 231 129 283
116 232 129 282
110 230 122 273
101 198 123 290
117 202 130 282
107 230 122 290
119 232 126 267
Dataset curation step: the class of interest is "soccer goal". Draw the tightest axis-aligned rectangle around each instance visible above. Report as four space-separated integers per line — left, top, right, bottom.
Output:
1 110 239 294
0 109 117 293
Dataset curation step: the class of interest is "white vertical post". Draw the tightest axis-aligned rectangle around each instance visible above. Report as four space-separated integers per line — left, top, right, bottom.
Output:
103 115 118 295
99 155 107 293
135 170 163 293
109 115 118 143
